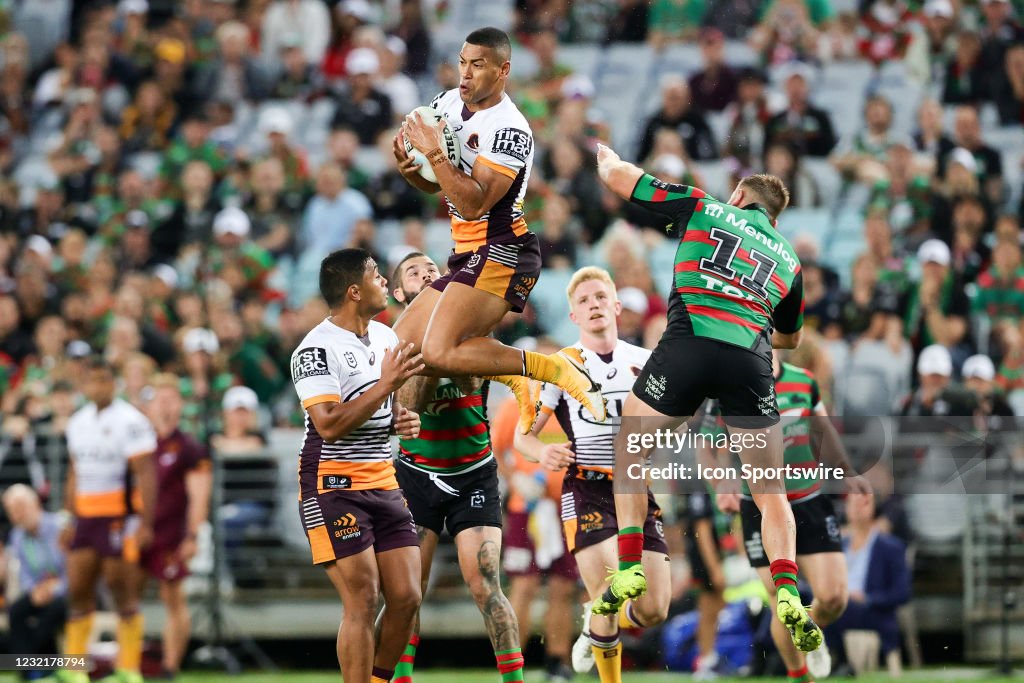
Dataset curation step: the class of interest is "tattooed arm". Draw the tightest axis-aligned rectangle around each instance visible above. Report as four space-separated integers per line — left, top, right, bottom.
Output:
397 374 440 414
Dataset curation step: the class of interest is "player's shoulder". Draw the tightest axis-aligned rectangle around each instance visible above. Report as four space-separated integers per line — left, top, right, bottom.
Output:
616 339 652 364
430 89 460 112
68 403 95 428
368 320 399 347
492 94 532 131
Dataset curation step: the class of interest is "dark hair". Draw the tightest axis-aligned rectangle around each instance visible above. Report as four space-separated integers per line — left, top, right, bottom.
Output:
391 251 428 286
320 248 373 307
84 356 113 374
464 27 511 61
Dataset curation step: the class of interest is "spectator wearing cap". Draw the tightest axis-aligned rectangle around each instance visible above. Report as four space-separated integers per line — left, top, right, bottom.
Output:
261 0 330 67
269 33 324 101
689 28 738 112
900 343 975 414
206 207 275 298
994 43 1024 126
159 113 229 194
212 385 266 454
636 75 717 164
905 0 957 85
972 238 1024 328
154 160 221 261
942 30 987 105
116 0 152 68
937 106 1003 207
147 264 179 331
962 353 1016 417
932 147 988 242
321 0 369 81
866 137 933 242
903 239 970 359
377 35 419 120
179 327 235 440
647 0 707 49
331 47 393 145
3 484 68 680
764 64 838 157
299 163 373 262
151 38 203 116
195 21 270 104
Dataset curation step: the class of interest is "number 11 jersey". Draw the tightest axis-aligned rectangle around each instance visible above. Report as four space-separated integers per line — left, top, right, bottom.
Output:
628 173 804 360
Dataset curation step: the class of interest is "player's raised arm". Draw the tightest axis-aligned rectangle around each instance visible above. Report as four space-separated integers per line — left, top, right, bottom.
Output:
596 143 705 220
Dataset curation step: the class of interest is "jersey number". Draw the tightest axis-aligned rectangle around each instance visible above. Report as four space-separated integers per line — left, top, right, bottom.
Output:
698 228 779 299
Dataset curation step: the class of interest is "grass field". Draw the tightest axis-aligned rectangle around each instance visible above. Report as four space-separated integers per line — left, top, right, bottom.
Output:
158 672 1020 682
2 671 1022 682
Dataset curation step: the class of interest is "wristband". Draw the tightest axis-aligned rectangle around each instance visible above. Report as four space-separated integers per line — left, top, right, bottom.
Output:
426 148 447 167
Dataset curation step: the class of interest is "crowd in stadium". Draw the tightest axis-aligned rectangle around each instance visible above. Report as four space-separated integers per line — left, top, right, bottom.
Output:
0 0 1021 679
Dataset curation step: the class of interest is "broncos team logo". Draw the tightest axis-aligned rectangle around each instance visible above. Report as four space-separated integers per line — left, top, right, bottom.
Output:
466 133 480 150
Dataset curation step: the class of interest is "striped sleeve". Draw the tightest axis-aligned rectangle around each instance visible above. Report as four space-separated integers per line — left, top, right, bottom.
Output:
629 173 706 221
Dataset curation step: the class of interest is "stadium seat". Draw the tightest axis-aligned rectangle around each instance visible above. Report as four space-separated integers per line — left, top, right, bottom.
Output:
529 269 574 345
557 45 600 79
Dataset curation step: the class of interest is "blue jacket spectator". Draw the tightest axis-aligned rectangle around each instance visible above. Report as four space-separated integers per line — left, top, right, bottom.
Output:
3 484 68 680
827 493 911 660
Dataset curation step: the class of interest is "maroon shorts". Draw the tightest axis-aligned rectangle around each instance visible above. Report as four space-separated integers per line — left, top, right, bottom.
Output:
141 531 189 582
299 489 418 565
561 473 668 555
502 510 579 580
70 516 132 559
431 233 542 313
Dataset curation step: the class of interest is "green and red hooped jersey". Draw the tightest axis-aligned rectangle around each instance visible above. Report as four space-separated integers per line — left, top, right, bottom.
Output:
700 363 824 501
629 174 804 356
399 379 493 475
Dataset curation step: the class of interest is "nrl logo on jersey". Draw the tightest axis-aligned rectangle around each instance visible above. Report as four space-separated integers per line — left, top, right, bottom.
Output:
344 351 357 368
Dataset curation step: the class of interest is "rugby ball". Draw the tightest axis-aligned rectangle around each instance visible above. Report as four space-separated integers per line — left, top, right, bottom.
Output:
403 105 461 184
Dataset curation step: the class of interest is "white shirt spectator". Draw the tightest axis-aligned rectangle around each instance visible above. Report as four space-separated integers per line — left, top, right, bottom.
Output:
261 0 331 67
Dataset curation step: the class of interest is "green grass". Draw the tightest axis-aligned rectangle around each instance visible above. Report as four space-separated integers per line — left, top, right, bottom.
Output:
169 670 1023 682
2 669 1021 682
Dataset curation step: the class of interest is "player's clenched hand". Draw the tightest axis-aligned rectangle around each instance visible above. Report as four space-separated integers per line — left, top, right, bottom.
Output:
58 522 74 551
715 492 741 514
402 111 444 155
380 342 425 393
539 442 575 471
393 133 422 180
393 405 421 439
595 143 622 180
177 537 198 563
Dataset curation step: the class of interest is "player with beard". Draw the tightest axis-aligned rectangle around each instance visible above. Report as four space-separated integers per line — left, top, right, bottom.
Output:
389 252 525 683
394 26 605 435
513 267 671 683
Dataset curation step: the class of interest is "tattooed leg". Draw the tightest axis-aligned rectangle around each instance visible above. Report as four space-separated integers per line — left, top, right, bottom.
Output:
455 526 520 651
